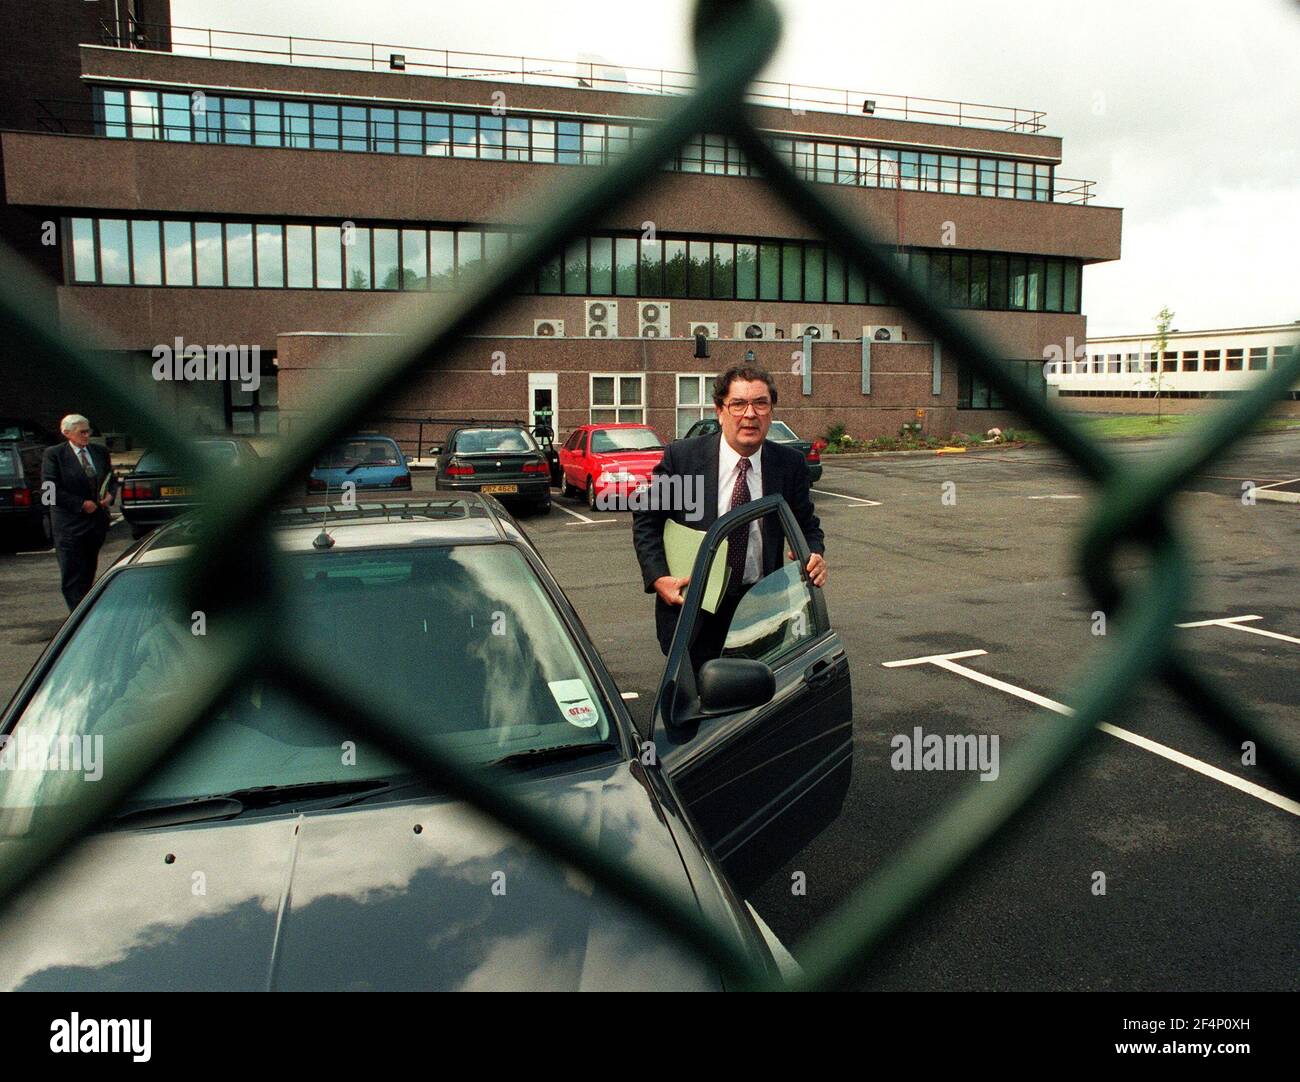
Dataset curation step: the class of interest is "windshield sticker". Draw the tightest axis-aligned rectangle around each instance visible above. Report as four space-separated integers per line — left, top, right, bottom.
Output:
548 679 599 728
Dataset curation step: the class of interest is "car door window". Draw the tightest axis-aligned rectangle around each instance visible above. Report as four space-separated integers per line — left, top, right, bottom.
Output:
720 559 819 666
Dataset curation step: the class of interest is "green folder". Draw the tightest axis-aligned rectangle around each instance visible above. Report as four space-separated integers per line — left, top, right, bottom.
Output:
664 519 729 614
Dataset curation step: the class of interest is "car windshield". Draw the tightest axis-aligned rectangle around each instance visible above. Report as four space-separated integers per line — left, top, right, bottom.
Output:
590 429 663 453
0 426 31 442
1 545 613 812
136 442 241 473
767 421 798 441
453 429 536 454
315 439 401 469
0 447 21 479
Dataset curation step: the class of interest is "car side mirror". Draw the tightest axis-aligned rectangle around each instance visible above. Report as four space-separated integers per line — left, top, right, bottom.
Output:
697 657 775 714
427 444 442 456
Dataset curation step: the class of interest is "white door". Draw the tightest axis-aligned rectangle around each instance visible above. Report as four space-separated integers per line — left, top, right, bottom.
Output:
528 372 559 436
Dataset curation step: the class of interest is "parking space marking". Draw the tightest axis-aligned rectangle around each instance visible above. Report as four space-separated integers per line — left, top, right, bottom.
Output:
883 649 1300 818
811 488 882 507
1177 615 1300 646
1254 476 1300 491
745 901 802 982
553 503 615 526
1026 494 1082 501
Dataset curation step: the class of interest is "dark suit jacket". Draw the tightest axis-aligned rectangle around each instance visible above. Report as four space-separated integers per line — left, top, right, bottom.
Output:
41 441 116 538
632 432 824 653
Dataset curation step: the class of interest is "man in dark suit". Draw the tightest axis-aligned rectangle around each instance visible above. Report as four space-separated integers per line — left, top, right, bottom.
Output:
42 414 117 611
632 362 826 664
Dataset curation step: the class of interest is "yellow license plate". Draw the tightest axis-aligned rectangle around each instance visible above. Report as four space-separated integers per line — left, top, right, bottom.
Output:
160 486 193 498
480 484 518 494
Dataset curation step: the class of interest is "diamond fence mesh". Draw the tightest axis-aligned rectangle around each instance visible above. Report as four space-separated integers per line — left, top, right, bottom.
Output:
0 0 1296 990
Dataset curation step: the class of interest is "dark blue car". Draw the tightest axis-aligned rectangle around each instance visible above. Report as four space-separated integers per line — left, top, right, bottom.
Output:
307 435 411 495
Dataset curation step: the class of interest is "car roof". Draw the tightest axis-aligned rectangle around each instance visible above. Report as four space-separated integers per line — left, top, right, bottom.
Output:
580 422 657 430
123 492 524 567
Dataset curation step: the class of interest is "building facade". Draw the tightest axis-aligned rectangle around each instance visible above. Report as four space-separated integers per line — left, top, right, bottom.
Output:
1 7 1124 448
1049 323 1300 415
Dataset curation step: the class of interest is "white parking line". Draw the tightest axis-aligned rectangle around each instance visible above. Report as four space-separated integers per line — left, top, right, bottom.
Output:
553 503 615 526
883 648 1300 818
744 901 802 983
1177 615 1300 646
1026 494 1082 501
1254 477 1300 492
812 489 881 507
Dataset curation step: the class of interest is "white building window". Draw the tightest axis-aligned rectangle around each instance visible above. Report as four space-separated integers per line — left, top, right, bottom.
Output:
590 374 644 424
676 373 716 437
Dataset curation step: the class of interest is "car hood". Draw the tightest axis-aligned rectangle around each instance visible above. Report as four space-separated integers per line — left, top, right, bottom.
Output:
0 761 726 991
593 452 663 473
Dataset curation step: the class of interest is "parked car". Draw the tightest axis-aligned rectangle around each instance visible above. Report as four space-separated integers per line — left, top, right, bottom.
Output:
430 424 551 514
0 417 59 447
0 434 51 550
121 438 261 539
558 423 666 510
530 424 564 486
0 492 851 991
307 435 411 496
683 417 824 484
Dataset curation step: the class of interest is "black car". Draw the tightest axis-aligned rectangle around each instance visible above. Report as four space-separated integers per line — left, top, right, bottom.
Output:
0 492 851 990
683 417 824 484
121 437 261 539
0 433 51 550
430 424 552 514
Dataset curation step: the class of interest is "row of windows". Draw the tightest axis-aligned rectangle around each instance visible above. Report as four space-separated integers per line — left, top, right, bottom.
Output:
1058 389 1300 400
1068 346 1294 374
958 361 1048 410
65 216 1084 313
93 86 1058 202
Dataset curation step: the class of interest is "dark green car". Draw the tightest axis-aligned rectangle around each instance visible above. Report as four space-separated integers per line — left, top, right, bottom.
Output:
430 424 552 515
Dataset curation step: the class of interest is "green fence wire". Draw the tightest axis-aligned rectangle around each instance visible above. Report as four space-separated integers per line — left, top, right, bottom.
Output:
1 0 1297 990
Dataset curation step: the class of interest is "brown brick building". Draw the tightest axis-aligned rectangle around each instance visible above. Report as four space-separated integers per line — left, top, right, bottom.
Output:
0 5 1123 448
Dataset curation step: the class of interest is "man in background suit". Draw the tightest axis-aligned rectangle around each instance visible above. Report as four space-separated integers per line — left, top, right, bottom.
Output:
632 362 826 665
42 414 117 611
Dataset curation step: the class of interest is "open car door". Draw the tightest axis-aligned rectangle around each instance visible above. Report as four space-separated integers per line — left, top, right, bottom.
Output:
650 494 852 893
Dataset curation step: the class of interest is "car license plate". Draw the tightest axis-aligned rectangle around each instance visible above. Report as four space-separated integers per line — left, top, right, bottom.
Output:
480 484 518 494
160 486 193 498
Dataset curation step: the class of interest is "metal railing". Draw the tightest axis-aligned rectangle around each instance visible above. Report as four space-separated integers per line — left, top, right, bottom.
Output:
97 18 1048 133
1 0 1296 990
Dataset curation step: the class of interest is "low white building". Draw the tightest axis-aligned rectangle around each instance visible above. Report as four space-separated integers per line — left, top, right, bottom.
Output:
1048 322 1299 409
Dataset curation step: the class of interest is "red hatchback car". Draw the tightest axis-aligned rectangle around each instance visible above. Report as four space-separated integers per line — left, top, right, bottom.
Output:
558 423 666 509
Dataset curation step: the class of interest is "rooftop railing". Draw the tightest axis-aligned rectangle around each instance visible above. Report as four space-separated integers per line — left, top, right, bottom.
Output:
98 18 1049 134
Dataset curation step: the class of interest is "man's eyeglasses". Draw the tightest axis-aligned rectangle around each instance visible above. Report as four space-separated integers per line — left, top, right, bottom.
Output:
724 398 772 416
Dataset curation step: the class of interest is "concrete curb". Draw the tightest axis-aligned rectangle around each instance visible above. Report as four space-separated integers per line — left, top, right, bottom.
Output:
822 441 1026 461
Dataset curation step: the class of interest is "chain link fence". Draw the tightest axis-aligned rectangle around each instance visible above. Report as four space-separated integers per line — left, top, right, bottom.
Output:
0 0 1296 990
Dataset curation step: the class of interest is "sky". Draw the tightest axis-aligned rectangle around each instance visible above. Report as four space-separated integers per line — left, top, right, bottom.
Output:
170 0 1300 337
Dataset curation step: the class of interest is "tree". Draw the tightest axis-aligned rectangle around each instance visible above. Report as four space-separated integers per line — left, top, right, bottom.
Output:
1151 305 1175 423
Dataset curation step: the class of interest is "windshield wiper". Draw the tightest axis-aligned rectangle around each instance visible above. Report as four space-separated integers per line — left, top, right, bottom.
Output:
106 779 395 830
485 743 617 770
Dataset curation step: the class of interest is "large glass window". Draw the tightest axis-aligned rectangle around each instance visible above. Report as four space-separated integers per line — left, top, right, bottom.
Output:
781 243 802 301
194 221 224 286
615 237 638 295
253 99 282 147
688 240 711 298
590 374 644 424
373 228 400 289
225 223 255 287
315 225 342 289
255 223 284 288
428 230 454 291
639 239 663 296
128 220 162 285
564 238 587 293
589 236 613 294
345 225 370 289
401 228 427 289
456 230 483 285
286 224 313 287
663 240 687 297
69 218 97 283
162 221 192 286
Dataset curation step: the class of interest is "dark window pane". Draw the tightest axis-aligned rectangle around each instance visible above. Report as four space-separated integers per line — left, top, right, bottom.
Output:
639 239 662 295
781 243 802 301
615 237 638 295
589 236 613 294
429 230 454 291
401 229 428 289
1045 259 1063 312
688 240 711 298
538 251 561 294
803 244 824 303
989 254 1009 308
456 230 482 286
563 238 587 293
736 243 758 299
758 242 780 300
663 239 687 297
948 252 969 308
711 241 734 299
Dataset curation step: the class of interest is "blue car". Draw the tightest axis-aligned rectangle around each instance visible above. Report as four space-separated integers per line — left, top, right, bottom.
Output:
307 435 411 495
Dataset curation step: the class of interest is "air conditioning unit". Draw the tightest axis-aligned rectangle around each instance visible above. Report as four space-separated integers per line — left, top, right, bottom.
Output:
863 325 903 343
638 301 671 338
733 321 777 341
585 300 618 337
793 323 834 340
688 321 719 340
533 319 565 337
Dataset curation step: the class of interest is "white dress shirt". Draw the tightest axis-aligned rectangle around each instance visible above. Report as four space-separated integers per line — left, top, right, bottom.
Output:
717 437 763 584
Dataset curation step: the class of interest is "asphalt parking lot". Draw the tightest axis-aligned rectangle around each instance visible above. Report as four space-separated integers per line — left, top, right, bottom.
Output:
1 427 1296 990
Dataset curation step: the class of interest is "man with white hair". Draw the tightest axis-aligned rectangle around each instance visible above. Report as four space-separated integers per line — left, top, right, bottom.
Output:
41 414 117 610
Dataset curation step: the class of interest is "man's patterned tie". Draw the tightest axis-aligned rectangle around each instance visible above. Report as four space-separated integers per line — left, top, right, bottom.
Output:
725 457 752 590
78 448 95 478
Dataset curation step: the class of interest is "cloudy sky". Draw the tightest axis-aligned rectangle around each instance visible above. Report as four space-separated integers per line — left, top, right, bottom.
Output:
172 0 1299 336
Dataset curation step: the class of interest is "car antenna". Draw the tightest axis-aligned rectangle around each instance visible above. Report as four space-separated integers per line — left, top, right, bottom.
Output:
313 502 335 549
